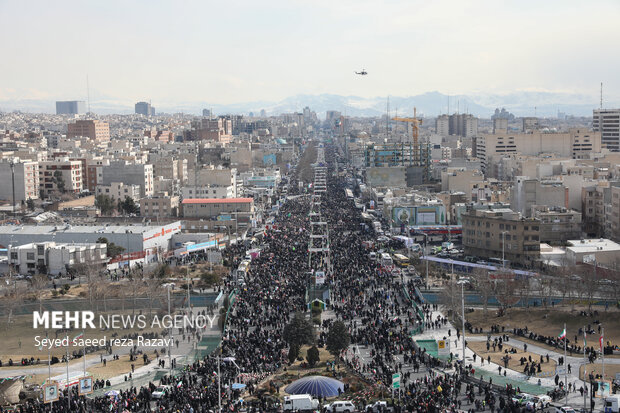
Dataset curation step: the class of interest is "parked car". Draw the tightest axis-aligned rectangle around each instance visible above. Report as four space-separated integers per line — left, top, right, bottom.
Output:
554 407 576 413
365 400 394 412
325 401 356 413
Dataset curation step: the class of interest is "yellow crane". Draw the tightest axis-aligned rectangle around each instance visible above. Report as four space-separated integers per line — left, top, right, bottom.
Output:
392 107 423 165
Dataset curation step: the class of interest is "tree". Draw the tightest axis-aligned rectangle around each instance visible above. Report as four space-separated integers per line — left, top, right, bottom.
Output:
471 268 493 314
52 170 65 193
288 343 300 364
283 312 315 349
96 237 125 258
326 320 350 358
26 198 35 211
30 274 49 313
95 194 116 216
120 196 139 215
440 279 462 320
306 345 320 367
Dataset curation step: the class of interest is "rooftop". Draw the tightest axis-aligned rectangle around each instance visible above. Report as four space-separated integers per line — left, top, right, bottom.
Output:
0 221 181 235
566 239 620 253
181 198 253 204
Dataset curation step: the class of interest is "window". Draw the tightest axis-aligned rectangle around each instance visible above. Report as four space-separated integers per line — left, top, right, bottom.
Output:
499 223 504 229
37 245 44 255
27 252 35 260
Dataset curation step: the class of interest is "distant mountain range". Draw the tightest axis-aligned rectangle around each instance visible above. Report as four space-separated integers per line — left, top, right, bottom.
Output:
0 91 612 118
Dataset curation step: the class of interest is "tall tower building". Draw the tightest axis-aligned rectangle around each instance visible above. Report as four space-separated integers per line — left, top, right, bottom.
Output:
56 101 85 115
593 109 620 152
135 101 154 116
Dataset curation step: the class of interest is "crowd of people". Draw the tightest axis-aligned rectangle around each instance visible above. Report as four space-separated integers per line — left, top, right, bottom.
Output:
2 144 570 412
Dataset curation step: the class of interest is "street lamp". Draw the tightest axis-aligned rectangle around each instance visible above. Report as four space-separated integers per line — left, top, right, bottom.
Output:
457 278 470 364
501 231 508 268
422 233 429 280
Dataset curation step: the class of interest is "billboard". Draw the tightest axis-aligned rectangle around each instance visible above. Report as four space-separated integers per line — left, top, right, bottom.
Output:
392 207 415 226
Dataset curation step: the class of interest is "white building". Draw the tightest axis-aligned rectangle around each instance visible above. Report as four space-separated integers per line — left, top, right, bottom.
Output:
39 159 83 196
0 159 39 203
8 241 107 275
96 182 141 202
182 186 235 199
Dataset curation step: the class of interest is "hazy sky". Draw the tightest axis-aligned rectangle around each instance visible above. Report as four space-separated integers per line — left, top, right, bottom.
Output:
1 0 619 106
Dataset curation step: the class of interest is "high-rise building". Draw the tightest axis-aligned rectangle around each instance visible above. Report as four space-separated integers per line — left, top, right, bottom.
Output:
593 109 620 152
56 101 86 115
436 114 478 137
135 101 155 116
39 159 83 196
202 109 212 118
0 160 39 202
67 119 110 142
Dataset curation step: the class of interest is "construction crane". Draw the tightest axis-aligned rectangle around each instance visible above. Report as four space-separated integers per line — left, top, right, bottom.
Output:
392 107 423 165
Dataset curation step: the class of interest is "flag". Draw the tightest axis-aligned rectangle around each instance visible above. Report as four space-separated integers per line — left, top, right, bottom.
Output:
583 331 586 347
558 328 566 340
74 333 84 341
177 381 183 388
599 336 603 351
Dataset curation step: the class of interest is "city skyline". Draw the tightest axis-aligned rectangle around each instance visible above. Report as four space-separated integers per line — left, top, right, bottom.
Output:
1 0 619 111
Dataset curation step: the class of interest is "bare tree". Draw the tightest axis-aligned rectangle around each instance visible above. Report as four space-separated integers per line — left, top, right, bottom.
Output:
580 266 599 312
471 267 493 314
75 263 101 311
440 279 461 323
126 268 144 315
3 283 25 327
30 274 49 313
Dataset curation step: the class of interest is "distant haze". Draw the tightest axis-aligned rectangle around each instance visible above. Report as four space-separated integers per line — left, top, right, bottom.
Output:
1 0 618 114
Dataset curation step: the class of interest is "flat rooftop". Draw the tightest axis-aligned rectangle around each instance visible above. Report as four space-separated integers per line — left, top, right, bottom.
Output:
566 239 620 252
0 222 181 235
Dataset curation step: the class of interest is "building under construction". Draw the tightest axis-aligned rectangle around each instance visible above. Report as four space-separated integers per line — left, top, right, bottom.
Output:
363 108 431 185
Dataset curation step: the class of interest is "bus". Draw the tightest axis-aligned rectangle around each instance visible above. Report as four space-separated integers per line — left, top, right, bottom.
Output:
488 257 510 267
235 259 251 282
392 253 410 268
380 253 393 267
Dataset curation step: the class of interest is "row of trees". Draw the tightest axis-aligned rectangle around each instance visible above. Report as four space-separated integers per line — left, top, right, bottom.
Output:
442 264 620 319
95 194 139 216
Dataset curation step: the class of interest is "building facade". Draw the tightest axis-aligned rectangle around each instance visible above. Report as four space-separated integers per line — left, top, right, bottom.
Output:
56 101 85 115
140 195 179 218
0 160 39 203
96 182 141 203
39 159 83 196
593 109 620 152
9 242 107 275
462 207 541 266
67 120 110 142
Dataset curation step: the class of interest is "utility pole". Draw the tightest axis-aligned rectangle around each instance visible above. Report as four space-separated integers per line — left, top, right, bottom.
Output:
168 285 172 376
10 160 15 218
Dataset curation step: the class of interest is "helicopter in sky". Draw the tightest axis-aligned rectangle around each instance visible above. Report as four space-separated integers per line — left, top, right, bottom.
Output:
355 69 367 75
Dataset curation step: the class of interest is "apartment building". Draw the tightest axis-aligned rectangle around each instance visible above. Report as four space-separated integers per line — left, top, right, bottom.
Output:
101 161 154 197
462 207 541 266
0 159 39 202
140 194 179 218
593 109 620 151
96 182 141 202
181 197 254 219
473 129 602 176
511 177 568 217
67 119 110 142
39 159 83 196
581 181 613 238
531 205 582 245
440 168 484 200
608 182 620 242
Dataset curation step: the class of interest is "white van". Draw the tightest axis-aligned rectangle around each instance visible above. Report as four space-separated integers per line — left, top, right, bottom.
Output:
605 395 620 413
283 394 319 412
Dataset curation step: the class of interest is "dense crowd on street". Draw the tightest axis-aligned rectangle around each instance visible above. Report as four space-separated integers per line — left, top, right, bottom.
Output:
2 144 567 412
